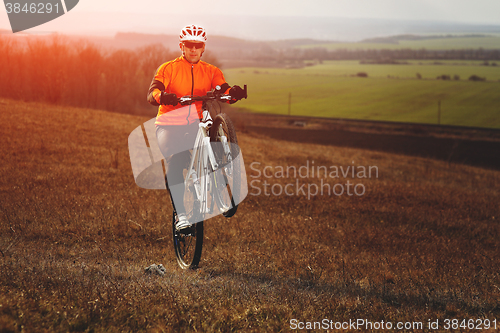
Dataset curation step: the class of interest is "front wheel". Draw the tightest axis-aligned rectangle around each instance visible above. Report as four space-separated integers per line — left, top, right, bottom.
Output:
210 113 240 218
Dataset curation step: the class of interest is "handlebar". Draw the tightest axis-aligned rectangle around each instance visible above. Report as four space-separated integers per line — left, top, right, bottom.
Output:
178 84 247 105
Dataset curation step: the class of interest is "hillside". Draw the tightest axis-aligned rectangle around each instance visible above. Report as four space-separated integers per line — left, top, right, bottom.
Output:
0 98 499 331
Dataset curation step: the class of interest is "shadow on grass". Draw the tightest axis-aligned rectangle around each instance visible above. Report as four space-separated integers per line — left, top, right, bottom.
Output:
201 264 500 318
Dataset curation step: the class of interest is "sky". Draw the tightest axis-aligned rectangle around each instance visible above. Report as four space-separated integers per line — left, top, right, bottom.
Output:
65 0 500 23
59 0 500 24
2 0 500 40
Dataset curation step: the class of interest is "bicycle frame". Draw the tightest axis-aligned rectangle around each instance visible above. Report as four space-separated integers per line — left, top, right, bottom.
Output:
186 109 220 217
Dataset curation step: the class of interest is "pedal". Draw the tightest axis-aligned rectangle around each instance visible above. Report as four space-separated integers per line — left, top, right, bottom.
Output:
178 226 195 236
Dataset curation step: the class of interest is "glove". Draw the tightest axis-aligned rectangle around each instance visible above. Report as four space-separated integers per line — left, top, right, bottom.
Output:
214 83 230 96
229 85 245 102
160 92 178 106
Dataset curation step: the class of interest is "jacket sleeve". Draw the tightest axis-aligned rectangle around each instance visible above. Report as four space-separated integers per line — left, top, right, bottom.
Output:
211 67 229 92
147 79 165 106
147 63 170 106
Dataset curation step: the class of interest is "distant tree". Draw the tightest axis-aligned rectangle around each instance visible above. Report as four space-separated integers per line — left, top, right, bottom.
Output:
453 75 460 81
75 44 104 109
136 44 175 77
416 73 422 79
468 75 486 81
356 72 368 77
437 75 451 80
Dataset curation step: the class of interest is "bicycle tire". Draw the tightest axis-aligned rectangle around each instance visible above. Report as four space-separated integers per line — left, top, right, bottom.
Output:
210 113 240 218
172 164 204 270
172 212 203 269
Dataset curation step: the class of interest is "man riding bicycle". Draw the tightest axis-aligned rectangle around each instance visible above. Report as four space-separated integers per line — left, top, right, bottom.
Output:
147 25 245 231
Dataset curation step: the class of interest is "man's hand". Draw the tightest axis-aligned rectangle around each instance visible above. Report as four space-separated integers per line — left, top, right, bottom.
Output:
214 83 230 96
229 85 245 103
160 92 178 106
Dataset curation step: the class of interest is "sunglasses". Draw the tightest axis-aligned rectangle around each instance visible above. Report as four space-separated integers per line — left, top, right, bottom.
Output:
183 41 204 49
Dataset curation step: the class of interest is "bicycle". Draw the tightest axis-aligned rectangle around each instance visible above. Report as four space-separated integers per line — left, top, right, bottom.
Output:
170 85 247 269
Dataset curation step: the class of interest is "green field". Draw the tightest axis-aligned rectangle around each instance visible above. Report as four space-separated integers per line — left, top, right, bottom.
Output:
300 60 500 80
224 61 500 129
299 35 500 50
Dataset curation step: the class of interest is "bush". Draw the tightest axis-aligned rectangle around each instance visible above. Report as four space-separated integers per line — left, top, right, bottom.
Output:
436 75 451 80
468 75 486 81
356 72 368 77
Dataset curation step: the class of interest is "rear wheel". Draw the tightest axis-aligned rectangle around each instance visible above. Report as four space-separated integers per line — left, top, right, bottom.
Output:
172 161 204 270
210 113 240 218
172 212 203 269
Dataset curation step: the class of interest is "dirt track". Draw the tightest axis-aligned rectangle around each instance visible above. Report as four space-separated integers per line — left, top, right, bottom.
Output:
227 111 500 170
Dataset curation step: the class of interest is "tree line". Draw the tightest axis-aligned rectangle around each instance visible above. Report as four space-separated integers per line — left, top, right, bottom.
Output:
0 36 217 115
245 46 500 65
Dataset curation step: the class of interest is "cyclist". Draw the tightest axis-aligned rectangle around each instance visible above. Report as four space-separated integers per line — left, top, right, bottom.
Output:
147 24 245 231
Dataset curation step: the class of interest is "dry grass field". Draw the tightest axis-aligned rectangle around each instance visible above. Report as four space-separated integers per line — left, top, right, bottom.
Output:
0 98 499 332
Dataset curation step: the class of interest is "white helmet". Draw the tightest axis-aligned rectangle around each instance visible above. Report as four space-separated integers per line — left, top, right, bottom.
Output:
179 25 207 43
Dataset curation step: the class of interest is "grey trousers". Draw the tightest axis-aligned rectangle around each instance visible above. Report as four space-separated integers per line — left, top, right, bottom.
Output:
156 123 199 215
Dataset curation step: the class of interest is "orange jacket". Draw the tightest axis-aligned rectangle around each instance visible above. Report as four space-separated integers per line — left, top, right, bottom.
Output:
147 56 227 126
